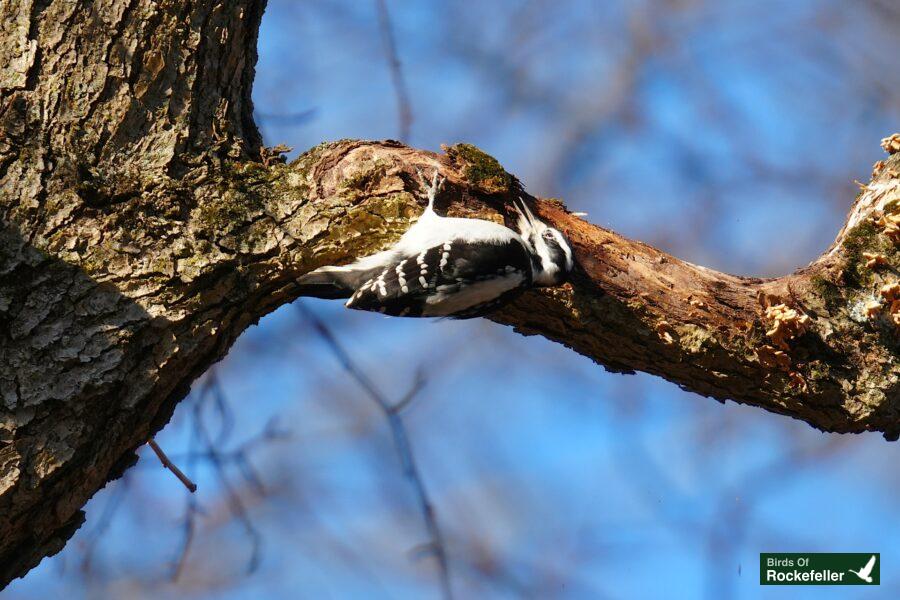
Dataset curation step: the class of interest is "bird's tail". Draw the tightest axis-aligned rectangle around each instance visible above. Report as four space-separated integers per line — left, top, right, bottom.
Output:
294 268 358 299
296 249 399 299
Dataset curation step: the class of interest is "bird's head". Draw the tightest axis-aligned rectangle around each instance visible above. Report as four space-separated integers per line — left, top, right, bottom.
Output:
514 197 574 286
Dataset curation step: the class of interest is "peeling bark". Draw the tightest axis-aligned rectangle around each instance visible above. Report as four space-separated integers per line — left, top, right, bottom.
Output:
1 0 899 588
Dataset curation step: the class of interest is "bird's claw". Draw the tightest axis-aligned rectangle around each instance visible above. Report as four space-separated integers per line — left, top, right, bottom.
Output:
415 168 444 205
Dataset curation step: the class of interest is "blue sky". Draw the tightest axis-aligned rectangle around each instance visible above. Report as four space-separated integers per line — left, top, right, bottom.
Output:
6 1 900 598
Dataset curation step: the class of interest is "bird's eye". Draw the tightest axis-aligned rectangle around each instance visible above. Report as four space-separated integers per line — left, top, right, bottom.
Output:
542 230 555 239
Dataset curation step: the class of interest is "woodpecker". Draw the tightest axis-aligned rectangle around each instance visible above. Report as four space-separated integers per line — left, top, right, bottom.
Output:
295 170 574 318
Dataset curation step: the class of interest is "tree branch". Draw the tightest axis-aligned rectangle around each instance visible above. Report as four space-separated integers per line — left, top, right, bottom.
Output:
227 138 900 439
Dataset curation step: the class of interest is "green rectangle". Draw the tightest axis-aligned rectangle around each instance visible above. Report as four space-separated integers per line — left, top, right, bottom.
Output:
760 553 880 585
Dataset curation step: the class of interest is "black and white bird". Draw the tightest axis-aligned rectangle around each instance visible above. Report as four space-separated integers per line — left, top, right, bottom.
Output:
295 170 574 318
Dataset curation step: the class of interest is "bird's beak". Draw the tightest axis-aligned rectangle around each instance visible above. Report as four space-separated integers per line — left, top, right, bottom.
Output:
514 196 537 235
519 197 537 226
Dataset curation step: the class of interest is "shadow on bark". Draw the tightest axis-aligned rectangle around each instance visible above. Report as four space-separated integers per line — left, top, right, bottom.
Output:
0 221 186 586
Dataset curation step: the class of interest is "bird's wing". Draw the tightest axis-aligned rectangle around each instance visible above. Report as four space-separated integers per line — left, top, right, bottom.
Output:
862 555 877 576
346 239 532 317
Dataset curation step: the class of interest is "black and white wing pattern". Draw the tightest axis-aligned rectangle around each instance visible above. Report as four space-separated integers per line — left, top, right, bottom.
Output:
346 238 533 318
295 170 575 317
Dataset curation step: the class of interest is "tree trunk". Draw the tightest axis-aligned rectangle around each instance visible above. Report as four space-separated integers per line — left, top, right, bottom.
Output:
1 0 899 587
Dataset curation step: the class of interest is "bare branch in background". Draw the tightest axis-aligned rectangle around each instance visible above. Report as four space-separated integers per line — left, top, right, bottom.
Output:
172 493 202 581
78 475 132 578
254 109 318 126
296 302 453 600
173 372 269 578
375 0 414 141
172 383 206 582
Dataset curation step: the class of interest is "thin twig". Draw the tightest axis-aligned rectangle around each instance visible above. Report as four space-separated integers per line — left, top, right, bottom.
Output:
375 0 413 141
148 439 198 493
297 302 453 599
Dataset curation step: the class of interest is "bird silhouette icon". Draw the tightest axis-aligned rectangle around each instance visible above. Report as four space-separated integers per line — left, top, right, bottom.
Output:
848 555 877 583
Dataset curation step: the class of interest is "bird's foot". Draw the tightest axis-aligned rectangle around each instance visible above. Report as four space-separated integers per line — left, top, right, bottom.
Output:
415 168 444 207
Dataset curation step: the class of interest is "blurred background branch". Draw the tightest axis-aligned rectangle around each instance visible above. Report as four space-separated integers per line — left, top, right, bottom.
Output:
297 302 452 599
375 0 414 141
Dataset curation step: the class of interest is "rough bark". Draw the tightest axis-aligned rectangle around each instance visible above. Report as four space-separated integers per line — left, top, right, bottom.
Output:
1 0 899 588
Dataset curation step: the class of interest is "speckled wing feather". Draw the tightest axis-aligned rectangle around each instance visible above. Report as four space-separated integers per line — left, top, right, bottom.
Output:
346 239 533 318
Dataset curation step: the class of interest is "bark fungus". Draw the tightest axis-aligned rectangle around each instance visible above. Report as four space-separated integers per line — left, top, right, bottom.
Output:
1 0 900 588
